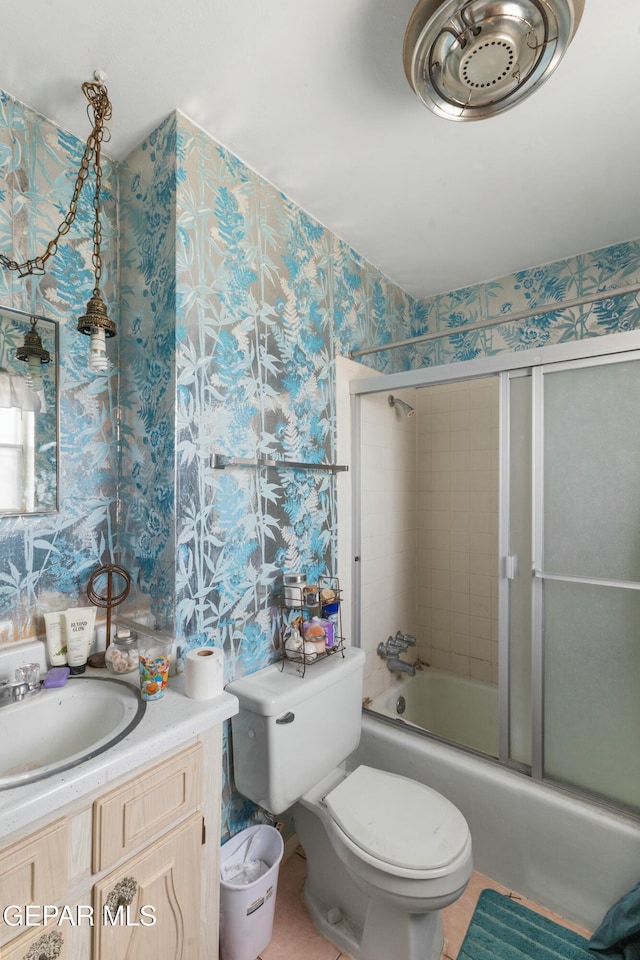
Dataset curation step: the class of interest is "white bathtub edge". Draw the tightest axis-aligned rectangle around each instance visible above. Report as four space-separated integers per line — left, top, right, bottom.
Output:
351 713 640 931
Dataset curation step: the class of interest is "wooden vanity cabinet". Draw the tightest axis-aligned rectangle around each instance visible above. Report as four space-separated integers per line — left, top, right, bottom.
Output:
92 741 203 872
92 741 204 960
2 924 67 960
0 728 222 960
0 819 68 936
0 819 69 960
93 813 203 960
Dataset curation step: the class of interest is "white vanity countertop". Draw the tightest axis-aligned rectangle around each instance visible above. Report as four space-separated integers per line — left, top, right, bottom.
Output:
0 670 238 840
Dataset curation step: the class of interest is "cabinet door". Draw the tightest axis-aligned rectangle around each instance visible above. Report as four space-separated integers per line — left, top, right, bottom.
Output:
2 926 67 960
93 742 202 872
0 819 68 943
92 813 202 960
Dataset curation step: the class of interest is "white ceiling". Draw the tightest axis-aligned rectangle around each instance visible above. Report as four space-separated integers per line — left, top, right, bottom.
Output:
1 1 639 301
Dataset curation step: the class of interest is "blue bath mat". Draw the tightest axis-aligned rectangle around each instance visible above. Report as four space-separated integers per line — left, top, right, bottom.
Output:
458 888 592 959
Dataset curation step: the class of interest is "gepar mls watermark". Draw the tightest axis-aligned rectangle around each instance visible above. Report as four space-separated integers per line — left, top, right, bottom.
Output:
3 904 157 927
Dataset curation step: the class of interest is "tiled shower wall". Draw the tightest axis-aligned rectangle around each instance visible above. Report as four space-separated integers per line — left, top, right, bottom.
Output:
355 382 418 701
346 369 500 701
416 377 499 683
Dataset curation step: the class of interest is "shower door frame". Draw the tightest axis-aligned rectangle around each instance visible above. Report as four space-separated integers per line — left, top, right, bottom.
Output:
349 329 640 809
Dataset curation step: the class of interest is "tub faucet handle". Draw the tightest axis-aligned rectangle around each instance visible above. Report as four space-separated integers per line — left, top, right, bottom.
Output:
377 640 390 658
388 630 416 650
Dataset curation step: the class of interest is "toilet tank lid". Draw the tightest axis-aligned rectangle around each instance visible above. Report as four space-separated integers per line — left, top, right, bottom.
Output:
226 646 365 717
324 765 470 871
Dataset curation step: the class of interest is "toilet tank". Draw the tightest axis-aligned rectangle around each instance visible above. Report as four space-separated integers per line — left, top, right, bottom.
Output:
227 645 365 815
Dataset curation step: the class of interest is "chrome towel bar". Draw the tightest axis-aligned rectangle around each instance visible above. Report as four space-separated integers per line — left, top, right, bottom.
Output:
212 454 348 473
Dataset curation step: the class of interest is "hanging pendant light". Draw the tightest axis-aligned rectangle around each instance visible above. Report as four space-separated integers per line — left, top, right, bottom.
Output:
15 316 51 390
1 73 116 371
76 76 116 371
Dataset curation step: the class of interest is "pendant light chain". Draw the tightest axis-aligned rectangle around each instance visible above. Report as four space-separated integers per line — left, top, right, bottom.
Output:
0 80 112 279
88 83 109 298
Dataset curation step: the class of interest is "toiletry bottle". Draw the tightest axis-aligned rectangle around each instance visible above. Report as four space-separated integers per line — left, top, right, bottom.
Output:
43 610 67 666
64 606 97 675
303 584 321 617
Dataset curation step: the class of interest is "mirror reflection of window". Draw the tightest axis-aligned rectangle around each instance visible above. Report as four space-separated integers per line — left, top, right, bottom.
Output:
0 375 40 514
0 309 58 516
0 405 26 513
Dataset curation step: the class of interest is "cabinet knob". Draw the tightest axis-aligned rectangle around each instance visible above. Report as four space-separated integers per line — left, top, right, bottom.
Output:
105 875 138 913
22 929 63 960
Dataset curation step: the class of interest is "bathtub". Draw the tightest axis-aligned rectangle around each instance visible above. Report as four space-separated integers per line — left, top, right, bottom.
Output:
349 712 640 931
370 668 499 757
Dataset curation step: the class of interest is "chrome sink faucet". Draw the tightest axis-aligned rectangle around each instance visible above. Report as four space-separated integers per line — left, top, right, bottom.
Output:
376 631 416 676
0 679 30 704
0 662 41 707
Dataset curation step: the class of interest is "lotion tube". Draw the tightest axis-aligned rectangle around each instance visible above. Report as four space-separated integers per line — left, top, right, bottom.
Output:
43 610 67 666
64 606 97 675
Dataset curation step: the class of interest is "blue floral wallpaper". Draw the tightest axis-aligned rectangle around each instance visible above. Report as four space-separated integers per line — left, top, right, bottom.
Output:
116 112 423 834
406 243 640 368
1 86 640 837
118 114 178 631
0 91 118 643
117 112 424 647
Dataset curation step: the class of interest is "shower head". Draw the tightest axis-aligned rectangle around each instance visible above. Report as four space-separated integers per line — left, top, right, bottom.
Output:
388 394 415 418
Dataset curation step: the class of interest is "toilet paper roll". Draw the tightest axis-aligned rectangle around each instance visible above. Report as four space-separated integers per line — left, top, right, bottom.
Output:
185 647 224 700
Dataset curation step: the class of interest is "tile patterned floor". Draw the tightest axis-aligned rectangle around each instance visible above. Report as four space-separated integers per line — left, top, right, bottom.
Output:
259 847 592 960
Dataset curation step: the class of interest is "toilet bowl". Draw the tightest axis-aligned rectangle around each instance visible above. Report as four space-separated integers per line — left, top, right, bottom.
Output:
294 764 472 960
226 646 472 960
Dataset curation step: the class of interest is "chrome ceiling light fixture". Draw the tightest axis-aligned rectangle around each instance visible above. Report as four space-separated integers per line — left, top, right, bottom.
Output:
403 0 584 121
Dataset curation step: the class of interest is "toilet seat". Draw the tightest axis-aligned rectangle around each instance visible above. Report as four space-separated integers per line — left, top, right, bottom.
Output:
323 765 471 878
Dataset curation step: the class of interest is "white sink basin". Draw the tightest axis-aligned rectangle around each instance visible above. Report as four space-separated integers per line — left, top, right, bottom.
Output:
0 676 146 790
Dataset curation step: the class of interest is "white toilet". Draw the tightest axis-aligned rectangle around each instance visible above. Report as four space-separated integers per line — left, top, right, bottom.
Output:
227 646 472 960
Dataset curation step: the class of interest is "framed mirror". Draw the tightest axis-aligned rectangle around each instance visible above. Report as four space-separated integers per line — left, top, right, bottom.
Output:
0 307 58 515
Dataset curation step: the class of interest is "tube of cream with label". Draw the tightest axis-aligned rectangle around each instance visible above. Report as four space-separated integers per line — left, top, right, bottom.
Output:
43 610 67 666
64 607 97 675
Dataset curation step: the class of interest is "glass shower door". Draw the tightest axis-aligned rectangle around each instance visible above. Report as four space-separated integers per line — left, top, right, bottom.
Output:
536 355 640 811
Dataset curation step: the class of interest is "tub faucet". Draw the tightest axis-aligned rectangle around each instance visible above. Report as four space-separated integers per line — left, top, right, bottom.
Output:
386 657 416 677
376 632 416 676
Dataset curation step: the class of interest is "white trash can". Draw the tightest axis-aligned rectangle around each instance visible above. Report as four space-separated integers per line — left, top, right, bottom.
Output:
219 825 284 960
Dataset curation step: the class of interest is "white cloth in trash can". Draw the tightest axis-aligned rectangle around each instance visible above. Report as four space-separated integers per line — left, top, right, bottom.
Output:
220 826 270 884
221 859 269 884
